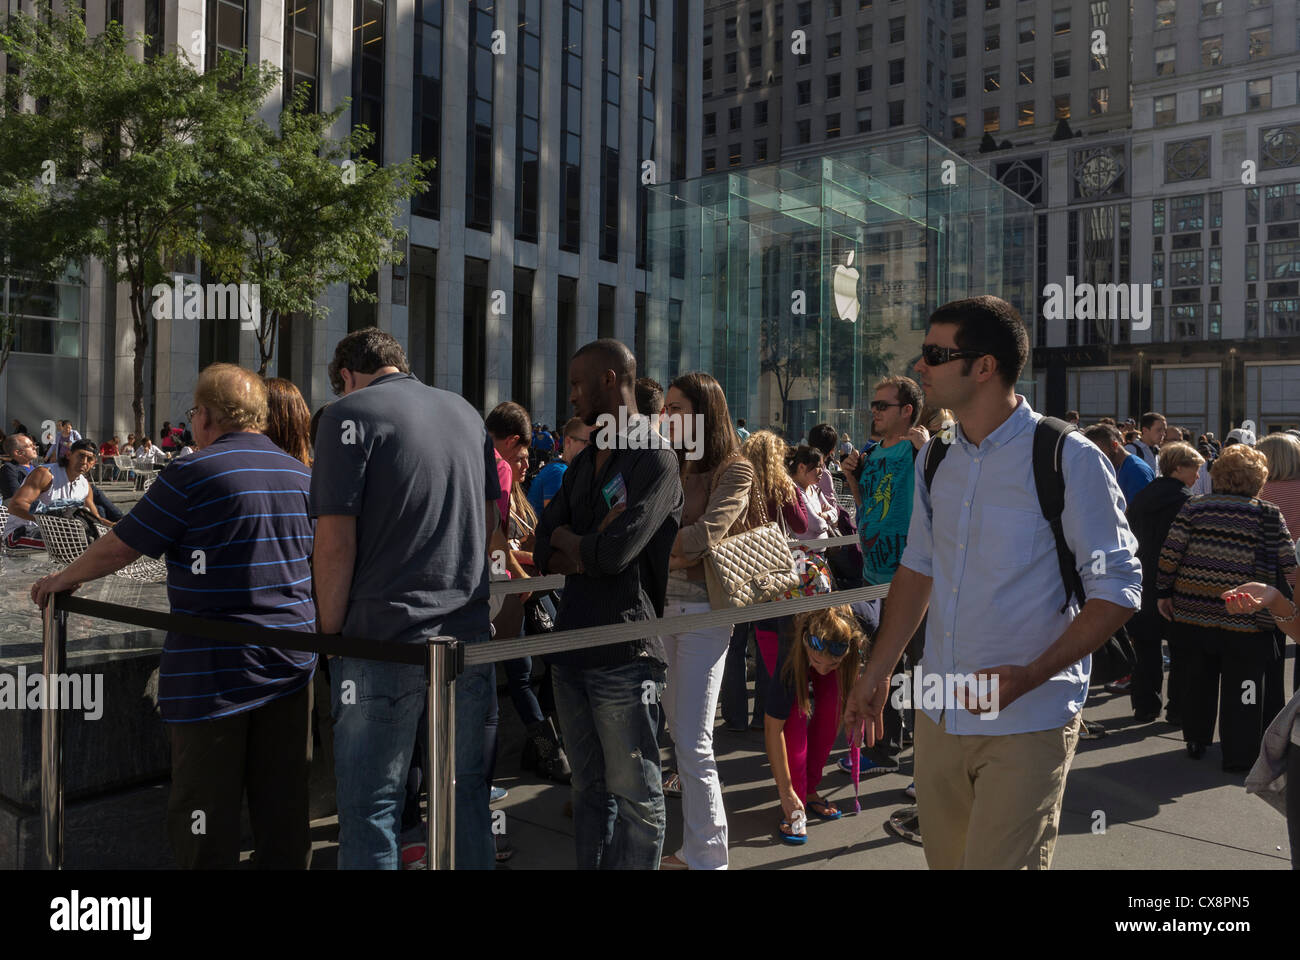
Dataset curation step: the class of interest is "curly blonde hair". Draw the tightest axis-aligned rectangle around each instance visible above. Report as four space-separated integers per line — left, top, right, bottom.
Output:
1210 444 1269 497
742 430 797 513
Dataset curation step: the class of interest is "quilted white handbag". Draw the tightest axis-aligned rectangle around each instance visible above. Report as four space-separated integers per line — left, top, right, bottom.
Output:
702 463 800 610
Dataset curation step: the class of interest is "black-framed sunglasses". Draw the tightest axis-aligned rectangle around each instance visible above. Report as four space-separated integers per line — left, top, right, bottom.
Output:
869 401 904 412
805 633 850 658
919 344 985 366
186 406 199 421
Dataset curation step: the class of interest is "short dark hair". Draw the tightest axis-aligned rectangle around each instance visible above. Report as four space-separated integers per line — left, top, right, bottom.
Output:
1065 410 1080 422
574 338 636 387
486 401 532 443
874 375 924 426
926 295 1028 388
328 327 410 395
808 423 838 457
1140 411 1166 430
786 443 824 474
61 438 97 468
1083 423 1122 450
635 377 664 417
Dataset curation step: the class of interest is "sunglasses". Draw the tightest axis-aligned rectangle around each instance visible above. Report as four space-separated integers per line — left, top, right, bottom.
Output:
805 633 850 658
870 401 904 412
920 344 985 366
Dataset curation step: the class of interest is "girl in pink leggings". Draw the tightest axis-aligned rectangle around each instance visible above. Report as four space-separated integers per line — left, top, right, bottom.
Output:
761 607 868 843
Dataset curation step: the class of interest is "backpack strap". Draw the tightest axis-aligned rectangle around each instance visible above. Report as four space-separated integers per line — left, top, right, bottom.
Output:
922 435 950 491
1033 416 1087 614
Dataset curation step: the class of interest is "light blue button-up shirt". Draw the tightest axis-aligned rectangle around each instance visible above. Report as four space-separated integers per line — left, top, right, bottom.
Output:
898 396 1142 735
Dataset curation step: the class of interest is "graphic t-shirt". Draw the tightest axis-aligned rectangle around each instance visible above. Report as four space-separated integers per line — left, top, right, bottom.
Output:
855 438 917 585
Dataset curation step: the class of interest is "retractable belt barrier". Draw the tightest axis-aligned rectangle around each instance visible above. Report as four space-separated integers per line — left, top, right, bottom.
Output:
40 530 885 872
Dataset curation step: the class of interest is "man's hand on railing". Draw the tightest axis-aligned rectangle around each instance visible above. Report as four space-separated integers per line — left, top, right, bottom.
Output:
31 570 78 609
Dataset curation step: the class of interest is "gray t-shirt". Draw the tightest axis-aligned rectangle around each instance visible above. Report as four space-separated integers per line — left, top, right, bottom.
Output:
309 372 500 645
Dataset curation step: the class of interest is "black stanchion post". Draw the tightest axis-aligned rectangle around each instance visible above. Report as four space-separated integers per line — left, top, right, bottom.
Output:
425 637 460 870
40 594 67 870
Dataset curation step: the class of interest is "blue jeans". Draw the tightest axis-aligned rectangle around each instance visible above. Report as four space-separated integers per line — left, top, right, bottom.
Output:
552 659 666 869
331 646 494 870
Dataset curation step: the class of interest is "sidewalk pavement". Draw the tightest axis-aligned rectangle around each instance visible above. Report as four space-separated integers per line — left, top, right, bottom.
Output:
300 656 1294 870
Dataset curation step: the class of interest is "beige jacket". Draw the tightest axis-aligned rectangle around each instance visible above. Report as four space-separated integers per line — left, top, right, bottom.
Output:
672 455 757 583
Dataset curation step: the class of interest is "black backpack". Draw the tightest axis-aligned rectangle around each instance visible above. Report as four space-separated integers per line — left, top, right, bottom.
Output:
922 416 1084 615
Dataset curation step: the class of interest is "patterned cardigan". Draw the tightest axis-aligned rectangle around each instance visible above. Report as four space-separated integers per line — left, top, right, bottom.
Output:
1156 494 1297 633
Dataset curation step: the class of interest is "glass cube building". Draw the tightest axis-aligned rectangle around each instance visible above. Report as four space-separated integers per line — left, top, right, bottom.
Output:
644 136 1035 442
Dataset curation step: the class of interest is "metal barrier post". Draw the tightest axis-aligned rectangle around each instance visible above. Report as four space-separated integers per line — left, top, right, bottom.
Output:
40 595 67 869
425 638 460 870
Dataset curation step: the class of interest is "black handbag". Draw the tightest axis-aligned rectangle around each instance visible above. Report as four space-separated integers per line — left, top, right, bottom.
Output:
1091 625 1138 687
524 589 560 635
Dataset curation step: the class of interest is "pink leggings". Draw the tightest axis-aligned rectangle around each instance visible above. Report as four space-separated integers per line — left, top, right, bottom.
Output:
758 627 840 802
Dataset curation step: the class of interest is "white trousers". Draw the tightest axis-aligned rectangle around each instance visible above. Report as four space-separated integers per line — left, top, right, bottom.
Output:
662 601 731 870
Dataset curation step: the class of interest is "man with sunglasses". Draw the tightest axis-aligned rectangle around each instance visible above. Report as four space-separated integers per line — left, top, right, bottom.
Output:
840 376 929 778
845 296 1141 870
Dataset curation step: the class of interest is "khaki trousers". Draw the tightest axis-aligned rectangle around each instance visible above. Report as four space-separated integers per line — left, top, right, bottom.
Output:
914 710 1081 870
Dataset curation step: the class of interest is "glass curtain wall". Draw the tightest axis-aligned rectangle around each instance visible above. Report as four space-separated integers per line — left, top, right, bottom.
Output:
646 136 1034 442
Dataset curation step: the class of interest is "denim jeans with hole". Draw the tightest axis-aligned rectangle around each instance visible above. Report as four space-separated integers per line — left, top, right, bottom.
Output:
552 658 666 869
331 641 494 870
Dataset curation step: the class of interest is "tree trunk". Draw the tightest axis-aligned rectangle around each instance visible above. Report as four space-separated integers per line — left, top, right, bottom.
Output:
129 280 150 441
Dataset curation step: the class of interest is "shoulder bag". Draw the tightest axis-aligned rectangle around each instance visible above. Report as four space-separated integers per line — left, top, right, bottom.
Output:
701 456 801 610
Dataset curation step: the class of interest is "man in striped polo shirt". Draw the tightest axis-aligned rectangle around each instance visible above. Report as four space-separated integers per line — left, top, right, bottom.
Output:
31 364 317 869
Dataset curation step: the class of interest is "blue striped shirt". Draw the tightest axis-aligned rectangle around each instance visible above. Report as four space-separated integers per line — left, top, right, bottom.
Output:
113 432 317 723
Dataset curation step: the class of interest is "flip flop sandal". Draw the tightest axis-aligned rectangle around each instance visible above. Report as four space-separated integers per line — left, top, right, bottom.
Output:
885 805 923 846
805 798 843 821
778 817 809 845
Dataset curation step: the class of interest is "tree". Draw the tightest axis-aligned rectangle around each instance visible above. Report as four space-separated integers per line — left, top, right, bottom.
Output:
0 7 273 439
759 314 818 431
193 82 434 376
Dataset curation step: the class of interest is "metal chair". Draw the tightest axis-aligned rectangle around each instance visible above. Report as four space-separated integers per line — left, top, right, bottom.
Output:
32 513 166 582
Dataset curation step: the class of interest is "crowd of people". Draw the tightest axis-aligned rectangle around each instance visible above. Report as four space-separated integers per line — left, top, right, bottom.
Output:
15 293 1300 871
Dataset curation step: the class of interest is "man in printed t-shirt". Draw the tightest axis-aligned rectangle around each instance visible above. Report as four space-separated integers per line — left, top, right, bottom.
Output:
30 364 317 869
842 376 930 770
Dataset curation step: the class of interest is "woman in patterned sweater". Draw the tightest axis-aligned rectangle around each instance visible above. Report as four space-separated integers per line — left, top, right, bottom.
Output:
1157 445 1297 770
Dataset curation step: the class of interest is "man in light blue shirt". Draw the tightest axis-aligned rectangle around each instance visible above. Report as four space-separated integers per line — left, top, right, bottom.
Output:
845 295 1141 869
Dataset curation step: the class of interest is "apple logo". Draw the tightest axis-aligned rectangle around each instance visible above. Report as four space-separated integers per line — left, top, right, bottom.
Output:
832 249 860 323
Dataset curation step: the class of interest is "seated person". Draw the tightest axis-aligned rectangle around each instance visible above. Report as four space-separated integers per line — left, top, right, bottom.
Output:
762 606 869 844
6 439 115 547
0 433 39 499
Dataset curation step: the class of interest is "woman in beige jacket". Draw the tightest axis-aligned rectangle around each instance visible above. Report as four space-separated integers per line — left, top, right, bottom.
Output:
659 372 759 870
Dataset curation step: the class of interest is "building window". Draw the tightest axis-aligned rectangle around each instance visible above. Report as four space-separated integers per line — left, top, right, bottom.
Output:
797 79 811 104
1017 17 1034 43
725 51 737 74
1090 0 1109 28
952 113 966 138
352 0 385 166
1250 28 1270 59
954 0 966 16
754 138 768 162
797 1 812 25
412 0 441 218
1249 78 1272 110
1052 8 1070 35
858 66 872 91
703 148 716 171
703 20 712 44
749 10 762 33
515 0 541 243
953 32 966 58
984 106 999 132
858 106 873 132
1261 125 1300 169
285 0 321 112
826 113 841 138
598 0 621 261
858 24 872 50
559 0 583 251
749 44 762 68
889 101 905 126
1019 59 1034 85
1154 95 1176 126
828 33 842 58
635 0 655 267
890 17 905 43
1091 49 1108 72
890 59 905 85
1153 199 1165 232
1089 87 1109 116
1053 52 1070 79
1017 101 1034 126
730 106 743 130
984 67 999 92
704 112 716 136
728 142 741 165
1154 0 1175 28
797 119 811 144
1202 0 1222 16
1199 86 1223 119
1071 145 1127 200
1172 194 1204 230
725 15 736 38
1155 46 1175 77
755 100 768 125
1200 36 1222 68
206 0 244 74
1055 94 1070 119
1165 138 1211 182
952 74 966 98
827 73 841 98
984 25 999 52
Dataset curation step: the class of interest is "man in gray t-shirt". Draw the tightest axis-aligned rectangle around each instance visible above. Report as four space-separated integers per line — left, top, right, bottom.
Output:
311 328 500 870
